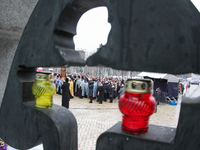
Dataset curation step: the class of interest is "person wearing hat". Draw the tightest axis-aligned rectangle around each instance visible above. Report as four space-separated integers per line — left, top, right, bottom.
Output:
61 78 70 108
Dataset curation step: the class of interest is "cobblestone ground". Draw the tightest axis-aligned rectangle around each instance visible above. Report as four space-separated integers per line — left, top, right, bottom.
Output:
52 94 181 150
7 85 200 150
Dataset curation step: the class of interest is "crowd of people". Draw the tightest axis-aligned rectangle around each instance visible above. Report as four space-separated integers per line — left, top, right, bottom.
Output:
53 73 125 108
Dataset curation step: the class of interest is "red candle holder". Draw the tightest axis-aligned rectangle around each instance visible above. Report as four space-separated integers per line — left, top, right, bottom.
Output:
119 79 156 134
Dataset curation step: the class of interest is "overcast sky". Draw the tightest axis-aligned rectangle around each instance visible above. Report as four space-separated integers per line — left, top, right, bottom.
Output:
73 7 111 53
191 0 200 11
73 1 200 53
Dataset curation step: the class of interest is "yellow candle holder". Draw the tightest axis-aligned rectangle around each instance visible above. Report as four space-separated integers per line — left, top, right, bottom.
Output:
32 72 56 108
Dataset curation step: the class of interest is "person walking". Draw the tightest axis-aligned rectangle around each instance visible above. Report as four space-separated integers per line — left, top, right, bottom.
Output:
61 78 70 109
186 83 190 94
186 83 189 93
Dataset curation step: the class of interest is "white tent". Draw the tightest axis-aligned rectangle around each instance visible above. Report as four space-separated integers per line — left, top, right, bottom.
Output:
138 72 179 83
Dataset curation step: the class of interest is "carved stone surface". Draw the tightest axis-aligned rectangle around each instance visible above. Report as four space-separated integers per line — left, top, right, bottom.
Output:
0 0 95 149
0 0 38 31
87 0 200 74
97 122 176 150
0 30 21 105
0 0 39 104
1 0 200 150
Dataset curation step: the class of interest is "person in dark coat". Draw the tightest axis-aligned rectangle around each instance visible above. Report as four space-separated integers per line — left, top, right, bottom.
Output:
155 87 162 104
155 87 162 113
73 75 77 96
109 83 115 103
181 83 184 94
117 81 120 98
104 81 109 102
61 78 70 108
97 82 105 104
88 79 94 103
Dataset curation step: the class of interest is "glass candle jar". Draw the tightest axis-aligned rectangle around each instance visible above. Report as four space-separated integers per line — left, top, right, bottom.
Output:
119 79 156 134
0 138 6 150
32 72 56 108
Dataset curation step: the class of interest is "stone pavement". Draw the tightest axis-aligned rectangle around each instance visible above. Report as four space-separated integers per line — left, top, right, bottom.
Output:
60 95 180 150
7 84 200 150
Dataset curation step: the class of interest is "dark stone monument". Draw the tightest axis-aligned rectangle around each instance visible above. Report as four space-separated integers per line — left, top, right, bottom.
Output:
0 0 97 149
87 0 200 74
0 0 200 149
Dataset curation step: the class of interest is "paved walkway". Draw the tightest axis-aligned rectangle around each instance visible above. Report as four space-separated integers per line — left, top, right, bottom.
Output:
58 95 181 150
7 84 200 150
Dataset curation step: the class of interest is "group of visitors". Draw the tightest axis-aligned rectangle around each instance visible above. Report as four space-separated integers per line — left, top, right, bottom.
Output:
54 73 179 114
53 73 125 107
